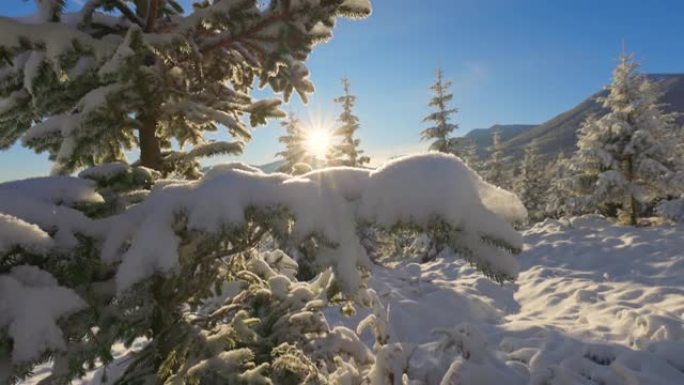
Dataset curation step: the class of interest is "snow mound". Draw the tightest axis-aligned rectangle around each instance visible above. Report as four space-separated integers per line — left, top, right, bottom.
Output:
302 166 371 201
102 154 523 292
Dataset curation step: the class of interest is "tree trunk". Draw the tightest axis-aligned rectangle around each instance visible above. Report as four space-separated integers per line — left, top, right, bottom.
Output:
138 116 163 172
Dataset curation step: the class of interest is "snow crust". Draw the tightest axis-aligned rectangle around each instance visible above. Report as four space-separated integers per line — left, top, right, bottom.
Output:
328 215 684 385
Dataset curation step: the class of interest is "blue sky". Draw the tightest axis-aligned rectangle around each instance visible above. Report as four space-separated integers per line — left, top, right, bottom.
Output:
1 0 684 180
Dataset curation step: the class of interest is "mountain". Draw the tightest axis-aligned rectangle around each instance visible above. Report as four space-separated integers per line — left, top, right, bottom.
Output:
255 158 327 173
459 124 536 157
256 159 286 173
502 74 684 157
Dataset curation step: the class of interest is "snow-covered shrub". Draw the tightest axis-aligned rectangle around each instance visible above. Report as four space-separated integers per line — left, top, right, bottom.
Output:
0 153 523 384
358 155 525 280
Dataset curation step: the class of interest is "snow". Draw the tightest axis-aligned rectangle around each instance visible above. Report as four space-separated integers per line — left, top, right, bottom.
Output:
0 266 86 363
10 203 684 384
657 196 684 223
23 51 45 95
359 154 523 281
103 154 520 292
101 165 369 292
77 161 129 180
0 213 52 254
0 176 102 205
6 152 683 384
323 215 684 385
0 17 112 70
0 177 101 247
302 166 371 201
97 27 135 78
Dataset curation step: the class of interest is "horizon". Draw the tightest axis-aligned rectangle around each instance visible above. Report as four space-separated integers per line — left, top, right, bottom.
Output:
1 0 684 180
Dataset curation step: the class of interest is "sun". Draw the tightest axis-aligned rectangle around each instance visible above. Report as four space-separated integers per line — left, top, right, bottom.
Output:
305 129 332 159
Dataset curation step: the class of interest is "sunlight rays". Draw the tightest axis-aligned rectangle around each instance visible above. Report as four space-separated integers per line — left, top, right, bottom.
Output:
305 129 332 158
301 108 336 159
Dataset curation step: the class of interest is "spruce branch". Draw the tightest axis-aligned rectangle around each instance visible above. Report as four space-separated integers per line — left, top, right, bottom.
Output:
111 0 146 28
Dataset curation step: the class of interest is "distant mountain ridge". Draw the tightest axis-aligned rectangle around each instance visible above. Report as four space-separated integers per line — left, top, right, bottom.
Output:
461 124 536 157
466 73 684 159
255 158 326 173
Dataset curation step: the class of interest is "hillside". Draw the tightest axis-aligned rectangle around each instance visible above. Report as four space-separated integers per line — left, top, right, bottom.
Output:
503 74 684 157
458 124 536 157
467 74 684 159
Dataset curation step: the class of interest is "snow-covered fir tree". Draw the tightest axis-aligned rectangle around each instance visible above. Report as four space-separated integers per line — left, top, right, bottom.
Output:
515 141 546 222
544 152 573 218
327 78 370 167
570 53 681 225
483 129 512 189
0 3 537 385
461 138 481 172
276 112 311 173
0 153 526 385
0 0 376 177
420 68 459 154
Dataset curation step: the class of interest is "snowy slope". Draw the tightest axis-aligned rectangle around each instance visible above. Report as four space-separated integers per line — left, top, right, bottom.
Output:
330 215 684 384
23 216 684 384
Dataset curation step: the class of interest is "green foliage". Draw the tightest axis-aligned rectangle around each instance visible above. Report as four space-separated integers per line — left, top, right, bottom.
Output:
276 112 312 173
327 78 370 167
569 54 682 224
421 68 459 154
514 141 547 222
0 0 369 175
483 129 512 189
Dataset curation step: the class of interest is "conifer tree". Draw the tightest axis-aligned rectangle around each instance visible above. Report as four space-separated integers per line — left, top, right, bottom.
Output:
461 138 481 171
0 3 529 385
483 129 512 189
544 152 573 218
0 0 376 383
570 54 681 225
421 68 459 154
276 112 311 173
0 0 373 177
327 78 369 167
515 141 546 222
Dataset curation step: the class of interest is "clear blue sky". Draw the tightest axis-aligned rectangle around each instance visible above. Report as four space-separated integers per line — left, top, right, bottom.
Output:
1 0 683 180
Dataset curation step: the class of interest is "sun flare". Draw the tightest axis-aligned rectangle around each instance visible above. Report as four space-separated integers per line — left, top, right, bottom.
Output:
305 129 332 159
